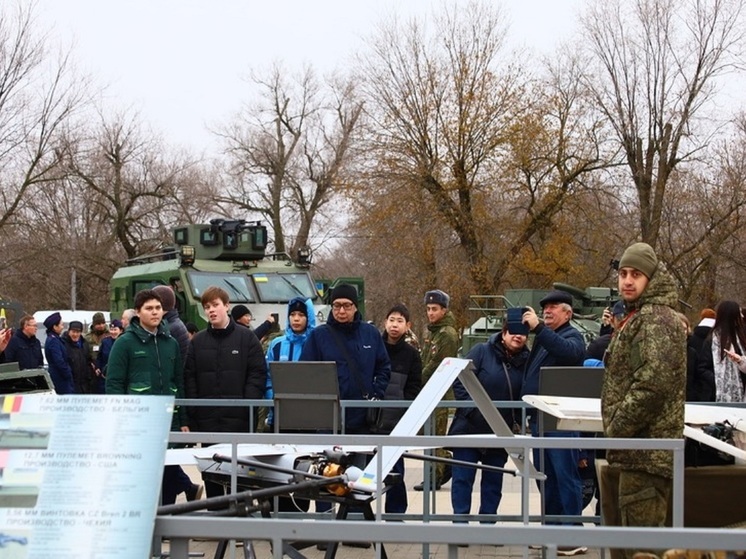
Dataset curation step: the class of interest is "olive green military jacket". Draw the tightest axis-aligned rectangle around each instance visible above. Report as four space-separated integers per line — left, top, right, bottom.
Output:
420 311 459 383
602 263 686 479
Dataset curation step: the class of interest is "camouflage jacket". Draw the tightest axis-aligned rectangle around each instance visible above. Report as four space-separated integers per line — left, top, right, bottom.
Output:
420 311 459 383
602 263 686 479
85 330 110 364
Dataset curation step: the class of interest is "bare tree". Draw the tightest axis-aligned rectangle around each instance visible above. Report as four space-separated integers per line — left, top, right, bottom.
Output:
659 114 746 306
216 64 362 259
58 110 207 260
357 3 521 295
0 1 86 231
491 50 617 289
356 4 613 298
582 0 745 248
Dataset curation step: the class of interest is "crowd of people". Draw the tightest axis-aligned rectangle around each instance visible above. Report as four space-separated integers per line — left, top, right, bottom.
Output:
1 240 743 558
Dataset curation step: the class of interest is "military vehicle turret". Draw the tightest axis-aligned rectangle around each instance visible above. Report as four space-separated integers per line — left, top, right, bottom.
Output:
109 219 363 330
460 282 617 356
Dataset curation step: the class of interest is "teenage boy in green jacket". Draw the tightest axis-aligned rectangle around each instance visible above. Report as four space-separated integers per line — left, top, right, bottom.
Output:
106 288 198 504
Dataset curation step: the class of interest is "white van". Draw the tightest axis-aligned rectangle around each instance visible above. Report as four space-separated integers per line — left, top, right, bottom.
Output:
33 310 111 348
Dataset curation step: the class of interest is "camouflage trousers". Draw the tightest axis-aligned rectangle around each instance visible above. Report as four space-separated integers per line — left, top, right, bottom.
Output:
432 405 451 478
420 388 453 480
618 470 671 559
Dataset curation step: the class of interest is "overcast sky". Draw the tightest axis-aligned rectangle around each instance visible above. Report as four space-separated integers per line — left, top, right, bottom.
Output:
36 0 586 155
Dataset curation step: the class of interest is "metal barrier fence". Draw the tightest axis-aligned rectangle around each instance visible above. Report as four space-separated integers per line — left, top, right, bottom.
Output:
156 399 746 558
159 426 679 557
157 518 746 559
177 397 533 435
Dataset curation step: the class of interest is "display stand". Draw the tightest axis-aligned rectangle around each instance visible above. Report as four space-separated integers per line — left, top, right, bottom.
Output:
271 361 340 433
538 366 605 431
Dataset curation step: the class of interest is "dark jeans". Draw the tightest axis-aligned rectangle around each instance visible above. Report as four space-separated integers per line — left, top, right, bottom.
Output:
385 457 407 514
451 447 508 522
532 429 583 524
162 465 194 505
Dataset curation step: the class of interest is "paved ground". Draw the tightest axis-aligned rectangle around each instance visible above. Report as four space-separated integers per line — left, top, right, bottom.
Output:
159 457 603 559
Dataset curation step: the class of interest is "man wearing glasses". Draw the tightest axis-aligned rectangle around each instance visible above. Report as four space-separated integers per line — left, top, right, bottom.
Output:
3 315 43 370
300 284 391 434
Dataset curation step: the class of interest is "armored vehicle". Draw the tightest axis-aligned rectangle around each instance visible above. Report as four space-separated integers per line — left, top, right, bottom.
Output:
460 282 617 356
109 219 363 330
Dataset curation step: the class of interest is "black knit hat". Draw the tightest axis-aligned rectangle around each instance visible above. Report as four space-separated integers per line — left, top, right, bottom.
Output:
330 284 358 306
68 321 84 332
231 304 251 321
288 299 308 316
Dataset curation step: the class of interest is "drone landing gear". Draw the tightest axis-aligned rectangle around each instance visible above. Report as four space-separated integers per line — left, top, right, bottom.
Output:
315 500 388 559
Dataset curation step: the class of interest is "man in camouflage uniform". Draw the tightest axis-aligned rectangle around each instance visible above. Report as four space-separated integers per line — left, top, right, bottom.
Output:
414 289 459 491
602 242 686 559
85 312 110 364
85 312 110 389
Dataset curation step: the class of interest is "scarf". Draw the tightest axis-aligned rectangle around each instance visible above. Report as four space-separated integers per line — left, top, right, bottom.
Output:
712 333 745 402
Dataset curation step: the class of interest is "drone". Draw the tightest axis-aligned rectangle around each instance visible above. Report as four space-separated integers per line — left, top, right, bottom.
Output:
161 358 543 558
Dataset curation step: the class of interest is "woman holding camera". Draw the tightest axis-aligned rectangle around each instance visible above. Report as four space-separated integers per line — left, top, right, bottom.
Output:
449 322 528 524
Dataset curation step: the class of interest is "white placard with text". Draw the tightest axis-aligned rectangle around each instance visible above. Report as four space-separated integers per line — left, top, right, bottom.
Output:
0 394 173 559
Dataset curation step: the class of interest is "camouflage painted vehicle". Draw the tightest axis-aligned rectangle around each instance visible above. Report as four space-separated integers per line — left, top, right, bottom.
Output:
109 219 363 329
460 283 617 356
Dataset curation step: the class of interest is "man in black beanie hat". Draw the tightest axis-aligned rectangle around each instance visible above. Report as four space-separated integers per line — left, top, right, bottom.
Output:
300 283 390 433
231 304 276 341
328 283 359 307
230 304 252 326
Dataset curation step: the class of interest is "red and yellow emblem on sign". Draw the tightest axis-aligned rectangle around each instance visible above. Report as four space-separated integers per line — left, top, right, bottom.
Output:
2 395 23 413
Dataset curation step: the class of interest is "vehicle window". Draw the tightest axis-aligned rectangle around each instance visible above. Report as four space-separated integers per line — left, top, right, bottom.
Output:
252 273 317 303
186 272 256 303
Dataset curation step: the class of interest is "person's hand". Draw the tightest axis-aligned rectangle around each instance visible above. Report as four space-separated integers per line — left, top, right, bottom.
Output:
602 307 612 326
266 314 276 324
724 348 744 365
522 307 540 331
0 328 11 353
